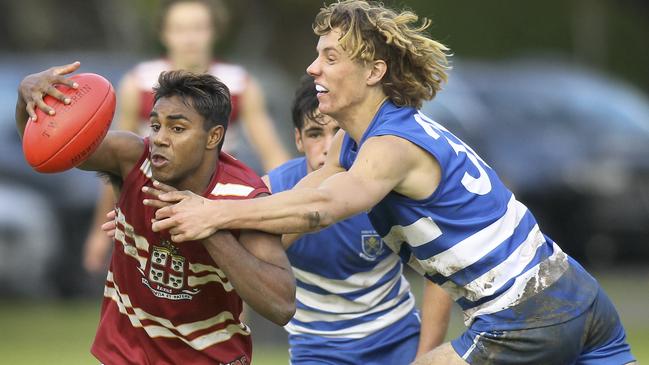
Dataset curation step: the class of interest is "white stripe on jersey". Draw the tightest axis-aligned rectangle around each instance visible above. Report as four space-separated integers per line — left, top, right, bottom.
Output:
445 224 545 302
139 159 152 178
188 262 224 274
382 216 443 248
105 273 249 350
116 208 150 252
187 273 234 291
293 276 412 323
114 210 149 271
462 242 568 325
291 254 400 294
285 291 416 339
295 265 404 314
186 262 233 290
419 195 528 277
210 183 255 197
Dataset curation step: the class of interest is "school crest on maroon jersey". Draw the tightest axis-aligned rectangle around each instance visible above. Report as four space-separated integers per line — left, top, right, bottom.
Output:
141 240 199 300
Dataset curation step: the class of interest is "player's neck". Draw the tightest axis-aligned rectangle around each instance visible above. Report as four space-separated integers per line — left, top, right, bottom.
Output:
335 92 388 144
175 153 219 194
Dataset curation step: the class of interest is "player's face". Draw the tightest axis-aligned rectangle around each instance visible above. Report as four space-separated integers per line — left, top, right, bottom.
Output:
306 28 373 119
162 2 214 66
148 95 222 186
295 113 340 173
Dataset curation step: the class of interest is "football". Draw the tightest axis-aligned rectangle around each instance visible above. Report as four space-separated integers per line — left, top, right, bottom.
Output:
22 73 116 173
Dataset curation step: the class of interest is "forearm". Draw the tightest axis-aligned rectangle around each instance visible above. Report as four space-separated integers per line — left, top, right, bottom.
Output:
217 188 339 235
416 282 453 357
202 231 295 325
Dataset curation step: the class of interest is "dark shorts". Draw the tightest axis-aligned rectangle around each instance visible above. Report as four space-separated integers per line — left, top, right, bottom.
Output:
451 287 635 365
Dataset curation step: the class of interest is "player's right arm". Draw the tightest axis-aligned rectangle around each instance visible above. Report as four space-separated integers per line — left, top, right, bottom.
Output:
15 62 144 179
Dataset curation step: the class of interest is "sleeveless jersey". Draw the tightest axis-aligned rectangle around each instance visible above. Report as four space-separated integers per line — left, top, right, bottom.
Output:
131 59 248 153
268 158 418 339
91 139 268 365
339 101 599 331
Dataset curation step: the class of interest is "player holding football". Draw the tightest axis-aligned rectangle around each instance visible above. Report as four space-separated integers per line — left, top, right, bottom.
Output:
100 74 454 363
264 75 452 363
83 0 290 274
15 63 295 365
145 1 636 364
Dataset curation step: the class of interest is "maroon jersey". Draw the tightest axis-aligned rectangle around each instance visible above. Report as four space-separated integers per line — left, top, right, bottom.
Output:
91 139 268 365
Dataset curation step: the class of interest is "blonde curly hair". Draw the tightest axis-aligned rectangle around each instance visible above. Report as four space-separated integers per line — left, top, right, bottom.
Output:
313 0 450 108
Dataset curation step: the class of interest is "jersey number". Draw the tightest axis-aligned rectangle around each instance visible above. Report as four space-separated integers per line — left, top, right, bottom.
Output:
414 112 492 195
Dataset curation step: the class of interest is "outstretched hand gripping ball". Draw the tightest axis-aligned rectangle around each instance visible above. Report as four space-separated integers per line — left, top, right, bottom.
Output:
23 73 116 173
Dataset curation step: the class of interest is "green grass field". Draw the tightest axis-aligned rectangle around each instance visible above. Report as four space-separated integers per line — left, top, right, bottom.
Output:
0 270 647 364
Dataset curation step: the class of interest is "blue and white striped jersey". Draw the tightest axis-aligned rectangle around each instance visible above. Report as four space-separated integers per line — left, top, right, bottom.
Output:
268 157 419 339
339 101 599 331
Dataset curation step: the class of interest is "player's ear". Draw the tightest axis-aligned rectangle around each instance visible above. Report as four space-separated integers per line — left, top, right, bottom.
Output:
206 125 224 150
367 59 387 86
294 128 304 153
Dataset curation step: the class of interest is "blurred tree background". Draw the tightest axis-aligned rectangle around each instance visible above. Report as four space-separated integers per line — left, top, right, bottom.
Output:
1 0 648 92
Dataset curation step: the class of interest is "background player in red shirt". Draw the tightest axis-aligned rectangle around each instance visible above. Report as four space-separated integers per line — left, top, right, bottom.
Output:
15 62 296 365
83 0 290 274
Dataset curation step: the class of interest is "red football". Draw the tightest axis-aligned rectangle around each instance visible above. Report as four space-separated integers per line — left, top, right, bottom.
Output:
23 73 116 173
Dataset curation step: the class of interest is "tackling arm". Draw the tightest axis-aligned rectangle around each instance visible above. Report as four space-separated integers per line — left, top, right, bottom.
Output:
148 135 416 242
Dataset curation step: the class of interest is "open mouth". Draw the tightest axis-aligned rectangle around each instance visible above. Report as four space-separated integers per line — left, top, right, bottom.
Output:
315 84 329 96
151 153 170 168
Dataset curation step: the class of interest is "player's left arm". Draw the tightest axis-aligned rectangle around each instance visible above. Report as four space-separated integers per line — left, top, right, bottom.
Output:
415 281 453 358
148 135 418 242
143 182 295 325
201 221 296 326
239 76 290 171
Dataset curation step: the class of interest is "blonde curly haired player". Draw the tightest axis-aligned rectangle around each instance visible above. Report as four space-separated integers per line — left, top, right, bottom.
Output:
145 1 636 364
312 0 450 108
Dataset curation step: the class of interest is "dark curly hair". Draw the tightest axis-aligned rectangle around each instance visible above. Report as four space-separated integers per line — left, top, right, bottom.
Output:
153 70 231 133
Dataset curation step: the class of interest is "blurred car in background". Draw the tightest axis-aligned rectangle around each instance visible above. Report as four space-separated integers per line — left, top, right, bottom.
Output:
0 54 136 297
423 57 649 266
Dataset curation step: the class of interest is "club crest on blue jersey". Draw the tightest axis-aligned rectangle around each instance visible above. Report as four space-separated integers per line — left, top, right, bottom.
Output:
360 231 385 261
